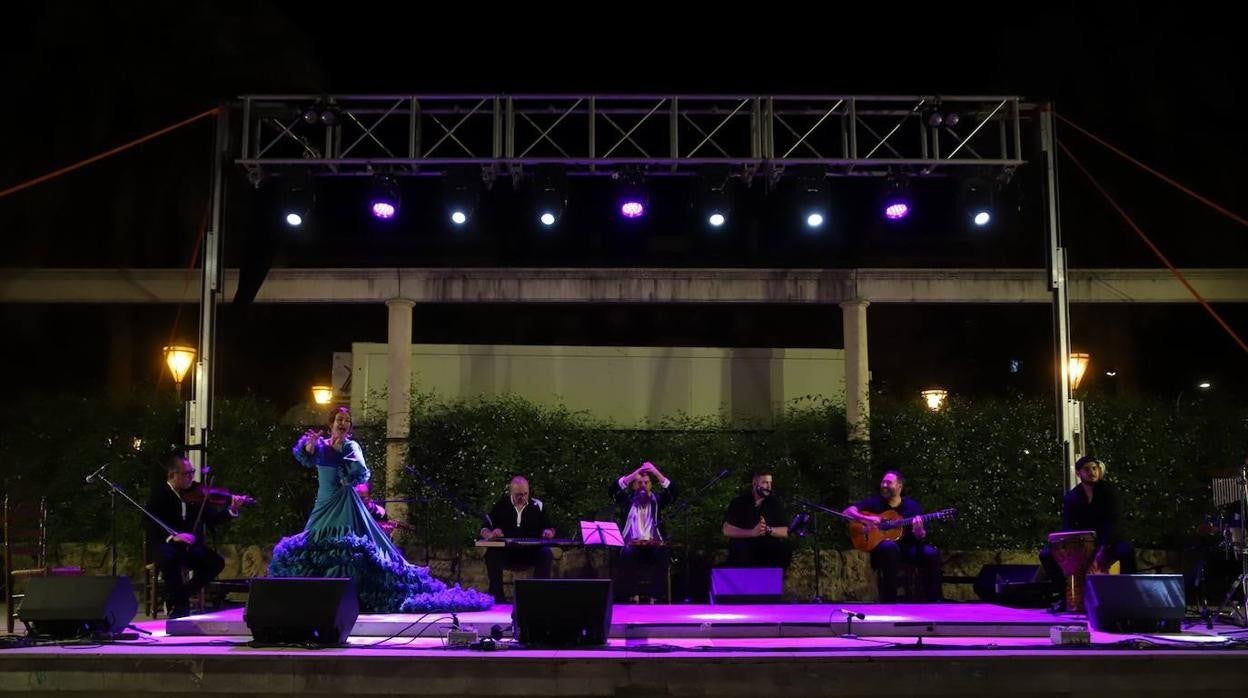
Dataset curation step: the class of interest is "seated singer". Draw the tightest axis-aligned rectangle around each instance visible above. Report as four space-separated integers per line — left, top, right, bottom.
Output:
1039 455 1136 610
144 454 246 618
480 475 555 603
610 461 676 603
722 468 791 570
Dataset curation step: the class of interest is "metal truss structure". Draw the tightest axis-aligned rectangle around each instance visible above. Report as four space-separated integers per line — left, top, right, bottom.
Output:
195 95 1076 494
235 94 1031 182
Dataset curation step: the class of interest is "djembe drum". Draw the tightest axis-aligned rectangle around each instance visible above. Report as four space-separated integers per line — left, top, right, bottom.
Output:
1047 530 1096 612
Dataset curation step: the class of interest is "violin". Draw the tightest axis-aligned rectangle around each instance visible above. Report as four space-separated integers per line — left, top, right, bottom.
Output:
183 481 258 508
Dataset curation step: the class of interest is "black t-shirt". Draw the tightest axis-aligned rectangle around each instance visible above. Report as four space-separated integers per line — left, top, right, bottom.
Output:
724 492 788 531
851 495 925 542
1061 482 1122 544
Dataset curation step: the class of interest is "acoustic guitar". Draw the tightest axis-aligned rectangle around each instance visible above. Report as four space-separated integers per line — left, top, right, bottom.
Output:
846 508 958 552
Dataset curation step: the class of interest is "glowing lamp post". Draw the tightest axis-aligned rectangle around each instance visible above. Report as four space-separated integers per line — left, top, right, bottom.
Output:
920 388 948 412
312 385 334 405
163 345 196 393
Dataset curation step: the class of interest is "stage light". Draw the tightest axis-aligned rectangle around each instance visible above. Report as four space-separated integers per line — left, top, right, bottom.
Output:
963 179 994 228
299 102 340 128
616 170 648 219
367 174 401 220
444 166 481 227
926 110 944 128
532 165 567 227
280 169 314 228
1198 381 1211 390
697 167 733 229
882 175 911 221
944 112 961 128
793 166 829 230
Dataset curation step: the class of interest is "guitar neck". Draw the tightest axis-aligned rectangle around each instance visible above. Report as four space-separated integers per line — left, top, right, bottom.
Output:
881 510 952 530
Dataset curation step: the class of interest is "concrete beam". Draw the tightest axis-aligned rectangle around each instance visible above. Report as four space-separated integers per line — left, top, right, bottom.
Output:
2 267 1246 304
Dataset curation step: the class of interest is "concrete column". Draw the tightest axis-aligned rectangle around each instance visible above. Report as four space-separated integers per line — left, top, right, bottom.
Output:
840 299 870 442
385 298 414 523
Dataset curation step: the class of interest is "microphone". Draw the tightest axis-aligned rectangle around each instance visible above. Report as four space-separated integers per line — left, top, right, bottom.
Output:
839 608 866 620
85 464 108 484
717 468 729 479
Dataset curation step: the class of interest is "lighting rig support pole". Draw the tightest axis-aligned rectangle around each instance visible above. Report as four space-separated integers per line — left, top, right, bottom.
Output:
1041 104 1078 492
191 105 229 478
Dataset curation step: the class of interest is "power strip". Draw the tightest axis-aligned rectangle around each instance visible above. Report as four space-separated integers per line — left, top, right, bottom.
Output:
1049 624 1091 645
446 628 479 648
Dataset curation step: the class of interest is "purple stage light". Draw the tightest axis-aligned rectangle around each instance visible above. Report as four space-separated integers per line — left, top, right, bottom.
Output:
371 202 397 219
620 201 645 218
884 202 910 220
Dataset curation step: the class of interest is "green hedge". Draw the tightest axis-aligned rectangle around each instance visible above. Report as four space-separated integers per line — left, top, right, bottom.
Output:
2 390 1241 561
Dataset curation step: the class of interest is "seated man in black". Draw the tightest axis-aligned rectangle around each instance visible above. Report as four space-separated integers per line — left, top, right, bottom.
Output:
144 454 245 618
722 468 791 569
843 470 942 602
1039 455 1136 609
609 461 676 602
479 475 555 604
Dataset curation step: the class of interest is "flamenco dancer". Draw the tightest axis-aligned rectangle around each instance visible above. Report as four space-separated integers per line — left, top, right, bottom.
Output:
268 407 493 613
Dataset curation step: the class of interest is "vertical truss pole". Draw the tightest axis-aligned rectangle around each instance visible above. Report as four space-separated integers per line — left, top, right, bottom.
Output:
1041 104 1077 493
848 98 858 159
589 97 597 173
191 105 229 478
669 96 679 172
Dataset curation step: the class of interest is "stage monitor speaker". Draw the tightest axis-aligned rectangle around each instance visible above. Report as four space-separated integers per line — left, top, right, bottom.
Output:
973 564 1049 607
513 579 613 647
710 568 783 604
244 577 359 646
1084 574 1185 633
17 575 138 639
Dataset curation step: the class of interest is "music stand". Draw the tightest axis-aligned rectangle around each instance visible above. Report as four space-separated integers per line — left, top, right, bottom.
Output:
580 521 625 548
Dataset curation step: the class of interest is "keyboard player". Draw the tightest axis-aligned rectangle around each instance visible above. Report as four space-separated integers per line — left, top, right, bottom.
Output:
480 475 556 603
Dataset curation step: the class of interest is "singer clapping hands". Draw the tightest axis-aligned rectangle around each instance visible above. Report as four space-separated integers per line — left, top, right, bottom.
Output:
722 468 793 569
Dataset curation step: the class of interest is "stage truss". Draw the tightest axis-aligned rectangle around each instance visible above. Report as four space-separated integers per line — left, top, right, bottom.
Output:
235 94 1031 184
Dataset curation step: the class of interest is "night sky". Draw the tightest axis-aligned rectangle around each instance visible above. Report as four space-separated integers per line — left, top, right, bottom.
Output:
1 2 1244 409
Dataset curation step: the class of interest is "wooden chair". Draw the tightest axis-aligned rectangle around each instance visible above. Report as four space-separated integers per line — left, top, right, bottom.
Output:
142 537 204 619
4 495 84 633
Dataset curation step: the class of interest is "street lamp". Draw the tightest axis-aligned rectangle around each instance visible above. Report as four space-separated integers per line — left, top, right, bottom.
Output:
311 385 334 405
1069 352 1090 391
920 388 948 412
163 345 196 392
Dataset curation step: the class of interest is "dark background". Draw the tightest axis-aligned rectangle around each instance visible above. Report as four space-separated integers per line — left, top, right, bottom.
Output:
2 2 1244 410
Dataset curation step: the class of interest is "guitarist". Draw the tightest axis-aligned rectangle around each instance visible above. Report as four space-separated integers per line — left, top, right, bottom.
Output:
843 470 943 602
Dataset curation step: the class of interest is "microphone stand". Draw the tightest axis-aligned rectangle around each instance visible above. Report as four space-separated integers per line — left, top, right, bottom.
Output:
87 471 179 540
665 468 733 603
781 494 854 604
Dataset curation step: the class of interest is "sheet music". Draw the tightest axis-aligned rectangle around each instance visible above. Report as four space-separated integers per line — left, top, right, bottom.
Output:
580 520 624 547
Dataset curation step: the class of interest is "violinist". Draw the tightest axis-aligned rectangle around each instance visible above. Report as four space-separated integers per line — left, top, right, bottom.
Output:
144 453 248 619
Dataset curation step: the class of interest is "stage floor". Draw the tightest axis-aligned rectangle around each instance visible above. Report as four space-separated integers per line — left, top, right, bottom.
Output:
168 602 1072 638
5 602 1248 697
